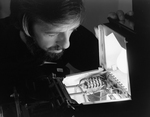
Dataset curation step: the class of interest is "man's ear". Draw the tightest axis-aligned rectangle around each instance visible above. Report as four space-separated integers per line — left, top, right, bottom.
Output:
22 14 31 37
20 31 27 43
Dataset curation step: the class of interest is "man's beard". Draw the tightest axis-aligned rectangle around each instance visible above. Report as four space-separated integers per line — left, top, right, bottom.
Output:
25 36 64 62
45 48 64 62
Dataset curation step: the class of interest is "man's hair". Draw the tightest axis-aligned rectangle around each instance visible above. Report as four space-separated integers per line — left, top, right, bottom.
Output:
10 0 84 36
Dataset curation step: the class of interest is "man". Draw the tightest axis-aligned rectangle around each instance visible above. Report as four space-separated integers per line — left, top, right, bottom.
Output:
0 0 100 105
0 0 131 105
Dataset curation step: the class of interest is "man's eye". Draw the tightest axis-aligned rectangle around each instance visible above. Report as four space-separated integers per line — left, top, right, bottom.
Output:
45 32 58 37
48 33 58 37
49 34 56 37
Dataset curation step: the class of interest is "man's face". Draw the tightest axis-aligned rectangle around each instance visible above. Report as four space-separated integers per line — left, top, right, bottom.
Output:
32 19 80 60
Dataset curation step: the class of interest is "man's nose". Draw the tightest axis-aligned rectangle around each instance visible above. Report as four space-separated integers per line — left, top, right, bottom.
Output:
57 32 70 49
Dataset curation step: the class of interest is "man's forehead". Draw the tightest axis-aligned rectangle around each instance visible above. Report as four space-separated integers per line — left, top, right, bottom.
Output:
35 19 80 32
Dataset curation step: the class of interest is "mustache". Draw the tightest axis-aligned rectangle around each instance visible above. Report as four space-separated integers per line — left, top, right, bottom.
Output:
45 49 64 62
47 45 63 52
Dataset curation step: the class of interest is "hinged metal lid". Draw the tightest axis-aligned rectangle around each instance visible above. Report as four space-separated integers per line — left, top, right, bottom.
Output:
63 24 131 105
95 24 128 71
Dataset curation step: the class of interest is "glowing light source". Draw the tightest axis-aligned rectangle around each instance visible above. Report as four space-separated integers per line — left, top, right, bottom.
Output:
105 33 128 74
117 48 128 73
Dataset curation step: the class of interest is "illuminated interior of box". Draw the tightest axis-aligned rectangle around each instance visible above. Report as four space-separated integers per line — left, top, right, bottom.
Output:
104 31 128 74
103 27 130 95
63 27 131 104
